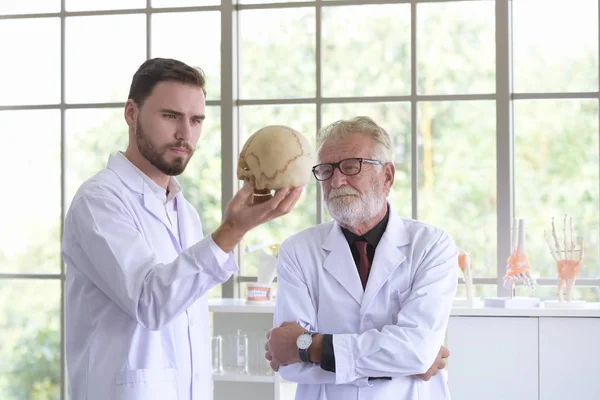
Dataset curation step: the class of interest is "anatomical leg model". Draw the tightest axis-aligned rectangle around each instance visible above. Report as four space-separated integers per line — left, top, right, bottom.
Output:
504 218 536 293
458 251 474 304
543 215 584 302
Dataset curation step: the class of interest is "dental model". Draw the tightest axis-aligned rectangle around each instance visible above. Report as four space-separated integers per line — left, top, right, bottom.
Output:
237 125 314 203
504 218 536 291
458 250 474 304
543 215 584 302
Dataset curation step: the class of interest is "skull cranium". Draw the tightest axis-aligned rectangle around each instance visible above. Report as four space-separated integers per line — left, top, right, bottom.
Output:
237 125 314 202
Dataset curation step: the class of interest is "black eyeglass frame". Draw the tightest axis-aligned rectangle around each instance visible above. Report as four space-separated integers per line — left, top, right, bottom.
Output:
311 157 383 181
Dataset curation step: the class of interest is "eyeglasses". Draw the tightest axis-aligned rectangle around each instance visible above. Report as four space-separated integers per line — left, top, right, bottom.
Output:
312 158 382 181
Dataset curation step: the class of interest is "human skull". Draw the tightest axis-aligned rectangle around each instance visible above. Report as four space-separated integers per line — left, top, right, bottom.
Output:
237 125 314 203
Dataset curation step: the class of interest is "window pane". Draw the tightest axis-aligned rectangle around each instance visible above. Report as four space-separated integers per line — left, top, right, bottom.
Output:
417 1 495 95
240 9 315 99
418 101 497 277
515 100 599 282
0 280 61 399
456 284 498 300
322 5 410 97
152 12 221 100
65 108 128 209
239 105 317 276
0 18 60 106
66 15 146 104
0 110 61 273
528 284 599 303
152 0 219 6
179 106 222 236
180 106 222 299
321 102 411 220
66 0 144 11
0 0 59 15
513 0 598 93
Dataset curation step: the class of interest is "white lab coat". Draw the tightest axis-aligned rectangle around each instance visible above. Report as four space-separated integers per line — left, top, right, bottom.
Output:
274 206 458 400
62 153 237 400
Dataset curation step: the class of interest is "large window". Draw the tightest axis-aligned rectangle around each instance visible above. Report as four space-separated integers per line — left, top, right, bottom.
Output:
1 0 599 398
512 0 600 300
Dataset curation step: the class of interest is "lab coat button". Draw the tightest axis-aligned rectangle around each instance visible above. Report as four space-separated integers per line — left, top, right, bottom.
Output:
194 372 201 380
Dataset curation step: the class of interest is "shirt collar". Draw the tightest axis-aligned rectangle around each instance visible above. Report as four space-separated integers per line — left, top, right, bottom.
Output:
341 204 390 248
116 152 181 203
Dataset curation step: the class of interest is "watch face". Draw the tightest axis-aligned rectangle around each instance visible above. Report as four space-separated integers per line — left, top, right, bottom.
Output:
296 333 313 350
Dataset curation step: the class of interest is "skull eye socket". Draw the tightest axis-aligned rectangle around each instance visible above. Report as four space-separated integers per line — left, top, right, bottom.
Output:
239 157 250 171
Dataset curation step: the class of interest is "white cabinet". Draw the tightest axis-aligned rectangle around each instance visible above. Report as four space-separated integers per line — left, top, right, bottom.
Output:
539 318 600 400
447 317 539 400
210 299 296 400
209 300 600 400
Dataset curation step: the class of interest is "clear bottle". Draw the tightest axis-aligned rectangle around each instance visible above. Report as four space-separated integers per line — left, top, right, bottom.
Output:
211 335 223 375
235 329 249 374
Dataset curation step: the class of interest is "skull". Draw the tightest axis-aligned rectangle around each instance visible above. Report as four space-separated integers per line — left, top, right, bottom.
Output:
237 125 314 203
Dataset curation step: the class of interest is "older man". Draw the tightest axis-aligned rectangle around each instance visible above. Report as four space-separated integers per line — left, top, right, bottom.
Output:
265 116 458 399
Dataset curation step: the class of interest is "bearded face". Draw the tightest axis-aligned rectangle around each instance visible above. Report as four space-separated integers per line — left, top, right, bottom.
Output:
325 179 386 227
135 117 194 176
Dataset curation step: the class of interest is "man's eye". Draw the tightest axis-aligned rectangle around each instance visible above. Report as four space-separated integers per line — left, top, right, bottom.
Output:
164 114 176 119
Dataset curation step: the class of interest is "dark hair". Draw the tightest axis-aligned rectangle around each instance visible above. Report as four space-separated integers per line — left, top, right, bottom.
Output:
127 58 207 106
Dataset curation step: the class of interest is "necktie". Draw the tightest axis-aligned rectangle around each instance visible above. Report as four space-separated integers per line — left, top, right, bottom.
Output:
354 240 370 290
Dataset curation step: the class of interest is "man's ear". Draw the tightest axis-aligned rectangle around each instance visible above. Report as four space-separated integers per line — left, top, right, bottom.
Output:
124 99 138 128
384 162 395 195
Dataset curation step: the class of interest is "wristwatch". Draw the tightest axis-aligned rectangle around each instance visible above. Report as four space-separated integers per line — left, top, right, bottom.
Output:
296 331 317 362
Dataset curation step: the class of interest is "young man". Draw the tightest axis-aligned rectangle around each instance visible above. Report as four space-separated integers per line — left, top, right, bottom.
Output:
265 117 457 399
62 58 302 400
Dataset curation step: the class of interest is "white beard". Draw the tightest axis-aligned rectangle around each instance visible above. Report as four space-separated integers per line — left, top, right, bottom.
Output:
325 182 386 227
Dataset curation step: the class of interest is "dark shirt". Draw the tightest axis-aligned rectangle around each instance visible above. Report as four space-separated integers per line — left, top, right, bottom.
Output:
320 206 390 376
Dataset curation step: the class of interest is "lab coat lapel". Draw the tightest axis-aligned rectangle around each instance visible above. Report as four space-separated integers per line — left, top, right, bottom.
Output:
106 154 180 250
322 223 364 305
175 196 196 251
141 185 184 253
360 211 409 316
141 184 172 229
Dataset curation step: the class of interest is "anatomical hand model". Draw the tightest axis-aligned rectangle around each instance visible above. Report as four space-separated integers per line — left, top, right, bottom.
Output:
543 215 584 302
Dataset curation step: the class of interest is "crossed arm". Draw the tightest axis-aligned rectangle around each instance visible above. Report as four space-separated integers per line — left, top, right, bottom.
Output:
266 231 458 385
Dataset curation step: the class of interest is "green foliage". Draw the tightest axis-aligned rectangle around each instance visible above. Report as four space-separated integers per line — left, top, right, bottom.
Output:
7 319 61 400
0 279 61 400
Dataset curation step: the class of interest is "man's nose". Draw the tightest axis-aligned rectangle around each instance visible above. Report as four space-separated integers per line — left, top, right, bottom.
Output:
176 120 193 141
329 167 347 188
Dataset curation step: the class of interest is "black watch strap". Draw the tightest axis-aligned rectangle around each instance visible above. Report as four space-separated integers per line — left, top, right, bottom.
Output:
299 347 310 362
298 332 317 362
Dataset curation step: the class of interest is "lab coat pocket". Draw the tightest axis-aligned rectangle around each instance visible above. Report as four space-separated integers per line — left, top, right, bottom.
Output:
396 287 411 305
392 287 411 310
390 287 411 324
115 368 179 400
